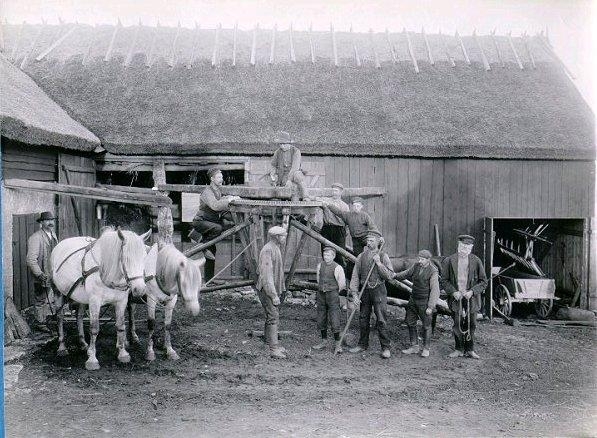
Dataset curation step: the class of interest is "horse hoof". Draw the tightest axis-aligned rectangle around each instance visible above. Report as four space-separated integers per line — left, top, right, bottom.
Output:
85 360 100 371
167 351 180 361
57 348 69 357
118 353 131 363
146 351 156 362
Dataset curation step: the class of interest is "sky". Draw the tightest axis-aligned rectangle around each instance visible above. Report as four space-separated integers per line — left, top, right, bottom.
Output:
1 0 595 109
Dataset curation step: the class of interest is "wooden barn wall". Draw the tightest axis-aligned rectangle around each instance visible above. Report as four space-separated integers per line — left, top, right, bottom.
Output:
58 153 98 239
1 138 57 181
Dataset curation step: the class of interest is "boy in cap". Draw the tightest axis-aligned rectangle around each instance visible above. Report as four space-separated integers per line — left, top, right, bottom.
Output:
191 168 240 282
317 182 349 268
313 246 346 354
269 131 308 201
393 249 440 357
349 229 395 358
256 226 288 359
441 235 488 359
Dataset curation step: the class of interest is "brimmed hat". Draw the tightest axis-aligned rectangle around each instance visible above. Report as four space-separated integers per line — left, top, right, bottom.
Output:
351 196 364 205
418 249 432 259
207 168 221 179
37 211 55 222
331 182 344 190
366 229 382 238
274 130 292 144
322 246 337 253
458 234 475 244
268 226 287 237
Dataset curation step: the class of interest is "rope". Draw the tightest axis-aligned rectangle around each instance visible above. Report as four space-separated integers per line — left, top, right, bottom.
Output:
459 297 472 342
203 237 257 287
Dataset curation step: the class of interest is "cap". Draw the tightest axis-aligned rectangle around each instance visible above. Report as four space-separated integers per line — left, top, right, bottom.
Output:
37 211 55 222
418 249 432 259
351 196 364 205
274 130 292 144
322 246 337 253
458 234 475 244
366 229 382 238
207 168 221 179
331 182 344 190
268 226 287 237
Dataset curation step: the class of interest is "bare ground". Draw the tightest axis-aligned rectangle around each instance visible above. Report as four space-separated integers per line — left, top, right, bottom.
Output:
4 291 597 438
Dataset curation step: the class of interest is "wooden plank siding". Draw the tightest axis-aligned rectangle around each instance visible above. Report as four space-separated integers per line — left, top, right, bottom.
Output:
1 139 58 181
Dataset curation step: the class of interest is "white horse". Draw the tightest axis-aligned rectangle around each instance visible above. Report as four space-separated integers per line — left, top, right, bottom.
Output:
51 229 150 370
127 244 204 361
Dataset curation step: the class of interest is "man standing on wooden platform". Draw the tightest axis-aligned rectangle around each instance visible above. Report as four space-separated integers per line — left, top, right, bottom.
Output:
269 131 308 201
393 250 440 358
26 211 58 333
191 168 239 283
348 230 395 359
256 226 288 359
317 183 349 269
441 235 488 359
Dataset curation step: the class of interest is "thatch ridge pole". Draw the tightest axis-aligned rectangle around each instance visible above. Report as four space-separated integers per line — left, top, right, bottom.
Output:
473 29 490 71
331 23 338 66
232 21 238 66
308 23 315 63
507 31 524 70
124 19 141 67
187 22 200 69
211 23 221 67
35 24 77 62
153 160 173 248
386 28 397 63
168 21 181 67
422 27 434 65
289 22 296 62
523 33 536 69
81 24 96 65
146 21 159 68
440 29 456 67
104 18 121 62
10 20 25 61
250 23 258 66
369 28 380 68
490 29 504 67
268 23 276 64
20 23 44 69
350 25 360 67
404 28 419 73
536 33 575 79
455 31 471 65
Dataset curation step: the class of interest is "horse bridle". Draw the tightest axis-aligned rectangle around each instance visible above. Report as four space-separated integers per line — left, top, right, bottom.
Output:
115 232 144 289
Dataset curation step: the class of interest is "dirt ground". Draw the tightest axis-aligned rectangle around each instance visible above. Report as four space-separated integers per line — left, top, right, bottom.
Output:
4 290 597 438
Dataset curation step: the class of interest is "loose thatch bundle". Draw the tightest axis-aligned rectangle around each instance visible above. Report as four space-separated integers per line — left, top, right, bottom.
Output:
4 297 31 344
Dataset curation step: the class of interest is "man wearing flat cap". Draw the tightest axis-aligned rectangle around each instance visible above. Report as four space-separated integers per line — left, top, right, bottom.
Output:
441 235 488 359
349 229 395 358
256 226 288 359
316 182 349 268
269 131 308 201
191 168 240 283
26 211 58 332
393 249 440 357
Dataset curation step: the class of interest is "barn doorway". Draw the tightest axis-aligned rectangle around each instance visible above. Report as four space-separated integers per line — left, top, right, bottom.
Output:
12 213 39 310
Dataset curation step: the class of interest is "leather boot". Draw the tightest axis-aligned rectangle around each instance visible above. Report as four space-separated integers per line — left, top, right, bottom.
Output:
266 323 286 359
401 327 420 354
420 328 431 357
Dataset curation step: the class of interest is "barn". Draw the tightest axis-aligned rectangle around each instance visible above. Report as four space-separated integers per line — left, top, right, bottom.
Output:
2 21 595 311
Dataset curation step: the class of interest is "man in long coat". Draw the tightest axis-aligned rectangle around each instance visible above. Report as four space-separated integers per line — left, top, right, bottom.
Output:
441 235 488 359
256 226 288 359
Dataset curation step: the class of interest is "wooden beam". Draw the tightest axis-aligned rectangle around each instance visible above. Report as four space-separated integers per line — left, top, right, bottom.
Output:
153 160 173 247
36 24 77 61
331 23 338 67
104 19 121 62
284 229 310 294
3 179 171 206
184 221 251 258
473 30 490 71
289 23 296 62
351 25 361 67
508 32 524 70
201 279 255 293
232 22 238 66
160 184 386 199
187 22 200 69
269 24 276 64
422 27 434 65
20 24 44 69
386 29 397 64
99 153 249 164
455 31 471 65
250 23 258 66
404 29 419 73
96 183 158 194
308 23 315 63
490 29 504 67
290 218 356 263
97 162 245 172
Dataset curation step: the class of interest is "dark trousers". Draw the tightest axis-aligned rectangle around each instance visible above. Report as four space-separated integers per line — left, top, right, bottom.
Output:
320 224 346 268
452 304 476 352
192 217 231 281
405 299 432 329
316 289 341 334
257 288 280 327
347 237 367 280
358 284 390 350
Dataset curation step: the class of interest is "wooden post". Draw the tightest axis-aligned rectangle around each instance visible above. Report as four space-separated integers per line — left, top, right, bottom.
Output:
290 218 356 263
187 22 200 69
152 160 173 248
232 22 238 66
490 29 504 67
289 23 296 63
386 28 397 64
250 23 258 66
146 21 159 68
404 28 419 73
211 23 221 67
269 24 276 64
61 165 83 236
124 19 141 67
473 30 490 71
523 33 536 69
331 23 338 67
20 24 44 69
104 18 121 62
455 31 471 65
201 279 255 294
168 21 181 67
351 25 361 67
422 27 434 65
308 23 315 63
508 31 524 70
232 211 257 278
184 221 250 258
434 224 441 257
441 29 456 67
285 229 309 292
36 24 77 61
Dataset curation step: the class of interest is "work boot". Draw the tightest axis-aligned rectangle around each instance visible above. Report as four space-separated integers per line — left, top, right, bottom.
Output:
333 340 343 354
349 345 366 353
270 346 287 359
401 345 420 355
381 349 391 359
466 351 480 359
420 348 430 358
312 339 328 350
448 350 464 358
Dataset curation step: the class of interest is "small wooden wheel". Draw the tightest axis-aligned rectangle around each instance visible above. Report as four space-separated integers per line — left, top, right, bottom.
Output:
496 284 513 317
534 299 553 318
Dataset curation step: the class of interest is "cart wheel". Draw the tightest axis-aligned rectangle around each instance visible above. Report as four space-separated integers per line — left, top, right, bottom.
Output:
534 299 553 318
496 284 512 317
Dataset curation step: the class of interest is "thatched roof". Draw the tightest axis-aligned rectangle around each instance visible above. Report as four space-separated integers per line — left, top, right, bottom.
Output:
0 54 100 151
3 23 594 159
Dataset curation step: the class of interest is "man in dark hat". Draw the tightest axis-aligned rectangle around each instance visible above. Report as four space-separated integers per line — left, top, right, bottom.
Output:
441 235 488 359
393 249 440 358
317 182 349 268
348 229 395 358
26 211 58 332
269 131 308 201
191 168 240 283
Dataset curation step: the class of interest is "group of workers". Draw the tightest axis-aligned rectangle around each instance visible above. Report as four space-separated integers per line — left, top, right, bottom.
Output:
189 131 489 360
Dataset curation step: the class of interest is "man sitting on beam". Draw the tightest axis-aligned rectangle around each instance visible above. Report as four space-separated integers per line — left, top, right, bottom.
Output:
269 130 309 201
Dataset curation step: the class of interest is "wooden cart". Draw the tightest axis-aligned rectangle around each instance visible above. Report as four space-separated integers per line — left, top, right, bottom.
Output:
494 270 558 318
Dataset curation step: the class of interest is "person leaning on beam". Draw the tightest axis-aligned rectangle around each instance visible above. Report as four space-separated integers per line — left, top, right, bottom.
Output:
190 168 240 283
315 182 349 269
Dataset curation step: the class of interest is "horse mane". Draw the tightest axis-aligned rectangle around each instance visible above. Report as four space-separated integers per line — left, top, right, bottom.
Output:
96 230 145 288
157 245 201 296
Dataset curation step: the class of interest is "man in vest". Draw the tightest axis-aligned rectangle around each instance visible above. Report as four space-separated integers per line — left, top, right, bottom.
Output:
26 211 58 332
393 249 440 357
317 183 349 269
348 229 395 358
269 131 308 201
441 235 488 359
191 168 240 283
313 246 347 354
256 226 288 359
